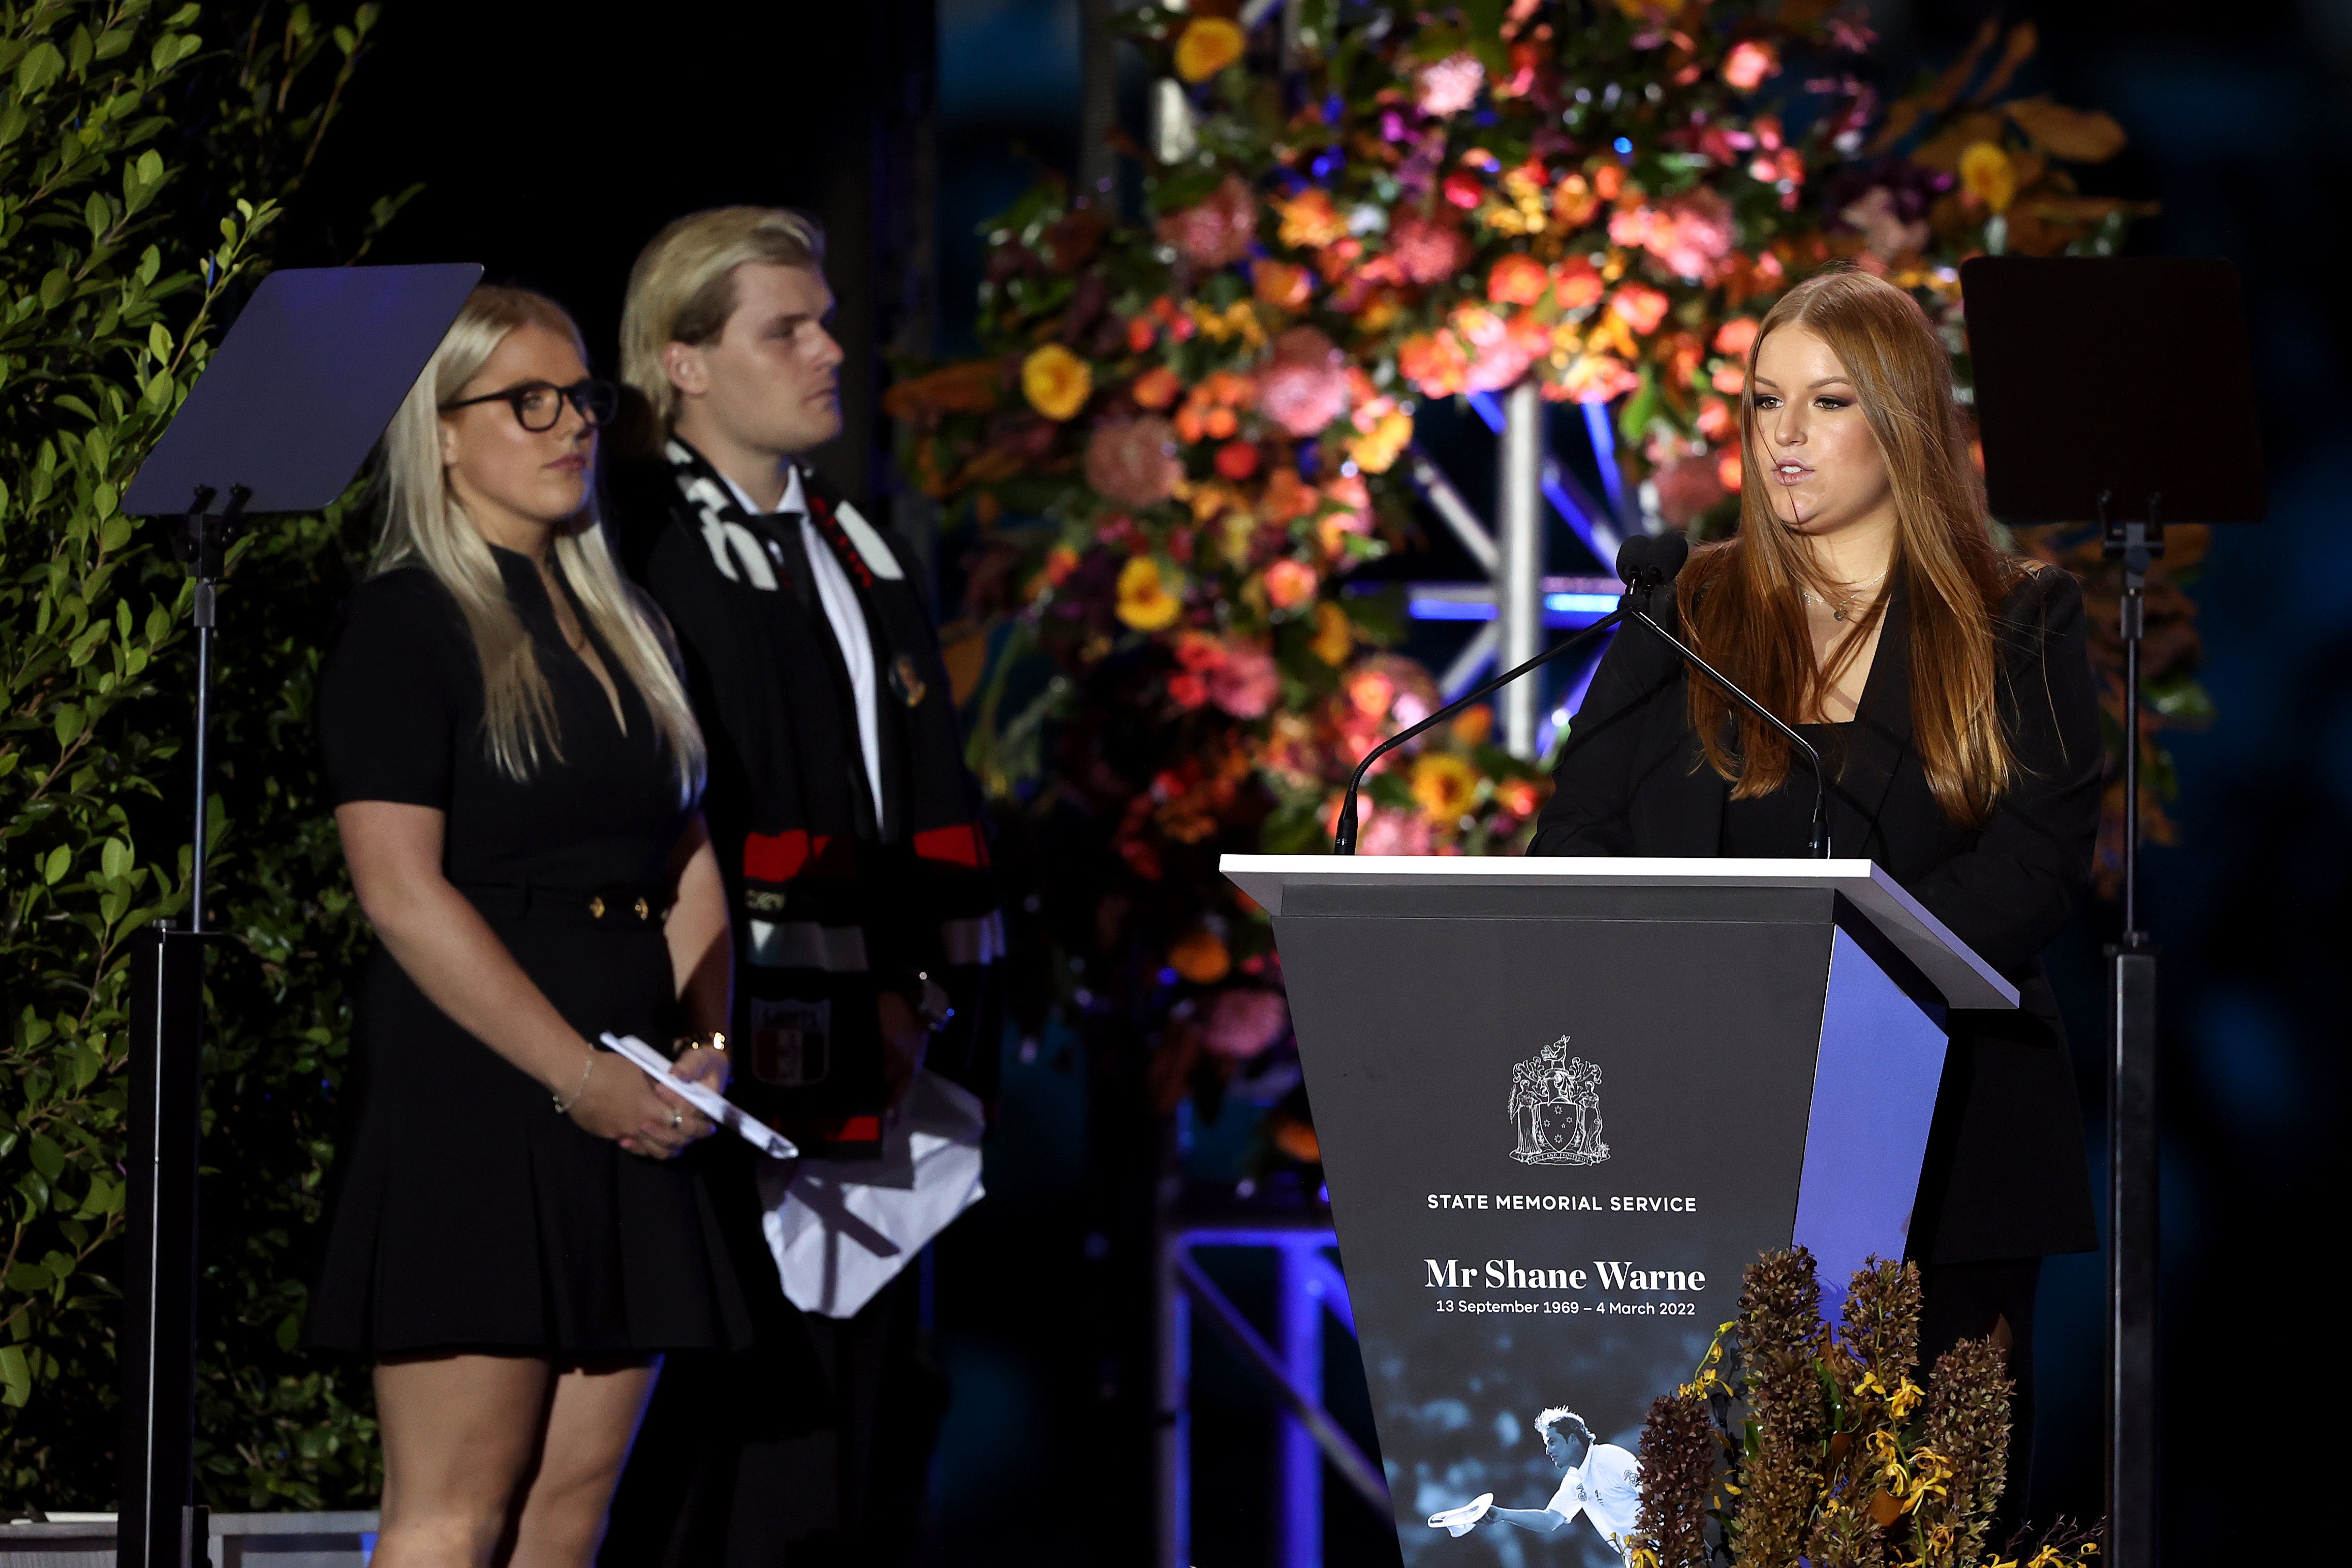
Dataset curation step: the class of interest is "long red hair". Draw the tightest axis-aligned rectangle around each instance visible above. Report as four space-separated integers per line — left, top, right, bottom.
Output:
1680 268 2030 826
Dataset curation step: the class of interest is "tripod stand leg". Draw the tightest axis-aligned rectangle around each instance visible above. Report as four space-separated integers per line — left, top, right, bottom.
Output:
2105 942 2158 1566
121 927 206 1568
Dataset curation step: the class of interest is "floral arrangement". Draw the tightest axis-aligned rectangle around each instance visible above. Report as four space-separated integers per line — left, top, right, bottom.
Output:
1632 1249 2097 1568
887 3 2187 1143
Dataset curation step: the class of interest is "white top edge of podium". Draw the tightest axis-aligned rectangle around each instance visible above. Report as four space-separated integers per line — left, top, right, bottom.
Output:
1220 854 2018 1011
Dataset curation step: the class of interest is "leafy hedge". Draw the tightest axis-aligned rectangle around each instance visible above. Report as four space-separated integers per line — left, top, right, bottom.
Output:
2 0 391 1509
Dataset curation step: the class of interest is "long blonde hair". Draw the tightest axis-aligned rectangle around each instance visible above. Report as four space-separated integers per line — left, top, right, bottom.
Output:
1682 268 2030 825
371 285 706 799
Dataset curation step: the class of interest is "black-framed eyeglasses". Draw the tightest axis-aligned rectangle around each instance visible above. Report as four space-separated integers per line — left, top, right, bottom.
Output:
441 378 620 432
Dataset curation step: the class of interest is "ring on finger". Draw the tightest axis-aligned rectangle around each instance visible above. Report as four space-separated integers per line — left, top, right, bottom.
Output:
670 1107 683 1131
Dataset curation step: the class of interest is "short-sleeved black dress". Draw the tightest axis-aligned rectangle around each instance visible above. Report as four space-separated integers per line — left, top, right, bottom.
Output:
306 546 750 1357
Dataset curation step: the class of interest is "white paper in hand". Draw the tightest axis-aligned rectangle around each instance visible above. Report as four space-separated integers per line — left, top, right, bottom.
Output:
599 1033 797 1159
758 1069 986 1319
1428 1495 1493 1537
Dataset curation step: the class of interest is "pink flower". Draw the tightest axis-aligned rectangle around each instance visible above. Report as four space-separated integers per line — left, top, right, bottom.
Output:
1084 416 1182 506
1654 454 1731 529
1839 187 1930 262
1722 40 1780 91
1648 188 1737 280
1609 283 1671 336
1209 641 1279 718
1155 174 1258 269
1416 51 1486 118
1260 327 1350 437
1358 806 1434 857
1386 212 1472 285
1202 988 1291 1060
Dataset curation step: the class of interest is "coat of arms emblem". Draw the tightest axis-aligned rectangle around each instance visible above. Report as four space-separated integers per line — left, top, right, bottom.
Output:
1508 1035 1610 1166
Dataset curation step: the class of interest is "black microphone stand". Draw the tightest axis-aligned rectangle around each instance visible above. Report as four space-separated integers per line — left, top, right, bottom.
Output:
1619 593 1833 858
1332 610 1626 855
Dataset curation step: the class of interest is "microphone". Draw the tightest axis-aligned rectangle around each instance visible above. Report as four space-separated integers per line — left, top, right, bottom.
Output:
1617 534 1831 858
1330 556 1641 855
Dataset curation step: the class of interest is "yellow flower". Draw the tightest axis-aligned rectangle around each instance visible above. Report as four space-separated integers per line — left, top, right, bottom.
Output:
1889 1377 1924 1419
1410 753 1480 822
1021 343 1093 420
1173 17 1246 83
1959 141 2017 213
1310 602 1353 666
1115 555 1184 631
1347 407 1412 474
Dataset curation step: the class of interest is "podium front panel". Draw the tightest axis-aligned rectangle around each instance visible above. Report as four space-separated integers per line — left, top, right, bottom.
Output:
1267 883 1944 1566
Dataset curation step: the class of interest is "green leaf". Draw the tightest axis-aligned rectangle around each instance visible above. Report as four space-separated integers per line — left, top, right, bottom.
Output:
101 837 129 879
4 1262 53 1293
0 1347 28 1407
43 845 72 884
27 1135 65 1181
52 702 85 745
15 41 64 96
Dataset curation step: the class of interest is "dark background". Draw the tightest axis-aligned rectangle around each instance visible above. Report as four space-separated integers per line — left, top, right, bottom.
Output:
312 0 2349 1561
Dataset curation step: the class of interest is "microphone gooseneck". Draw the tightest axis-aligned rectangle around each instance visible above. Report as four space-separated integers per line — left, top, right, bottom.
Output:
1619 535 1831 858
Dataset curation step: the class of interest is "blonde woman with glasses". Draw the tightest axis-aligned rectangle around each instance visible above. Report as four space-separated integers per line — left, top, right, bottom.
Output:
307 286 749 1566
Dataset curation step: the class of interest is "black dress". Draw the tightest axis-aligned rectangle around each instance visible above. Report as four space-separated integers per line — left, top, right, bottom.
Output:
1530 568 2104 1264
306 547 750 1357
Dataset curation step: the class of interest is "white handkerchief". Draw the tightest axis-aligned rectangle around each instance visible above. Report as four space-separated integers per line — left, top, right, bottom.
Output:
600 1033 798 1159
1428 1494 1494 1537
758 1070 986 1319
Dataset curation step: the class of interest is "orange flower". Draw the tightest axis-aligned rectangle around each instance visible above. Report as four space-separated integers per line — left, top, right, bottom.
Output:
1215 441 1261 481
1022 343 1093 420
1551 257 1605 310
1713 317 1760 358
1044 545 1079 586
1711 363 1748 395
1252 259 1313 310
1592 163 1625 202
1204 406 1240 440
1722 39 1780 90
1608 283 1671 336
1450 704 1494 746
1552 172 1599 228
1272 188 1349 249
1398 331 1469 398
1126 317 1156 354
1717 446 1743 492
1262 558 1319 610
1168 927 1232 984
1116 556 1185 631
1346 669 1395 717
1133 365 1182 410
1487 253 1549 306
1173 17 1245 83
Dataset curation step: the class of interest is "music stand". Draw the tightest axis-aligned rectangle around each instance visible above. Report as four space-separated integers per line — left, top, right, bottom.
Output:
117 262 480 1568
1962 255 2265 1568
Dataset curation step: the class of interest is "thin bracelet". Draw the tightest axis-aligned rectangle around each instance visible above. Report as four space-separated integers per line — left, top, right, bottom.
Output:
671 1030 729 1060
552 1050 594 1115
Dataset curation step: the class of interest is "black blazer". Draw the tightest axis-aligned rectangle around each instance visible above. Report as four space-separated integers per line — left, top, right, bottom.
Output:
1530 566 2102 1262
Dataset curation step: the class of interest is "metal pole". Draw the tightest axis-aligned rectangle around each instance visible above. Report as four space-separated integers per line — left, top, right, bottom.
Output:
1274 1241 1324 1568
1155 1228 1190 1568
1498 379 1545 758
2106 507 2160 1568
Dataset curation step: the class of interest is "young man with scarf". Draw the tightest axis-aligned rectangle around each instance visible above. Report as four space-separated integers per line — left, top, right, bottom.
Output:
599 206 1001 1565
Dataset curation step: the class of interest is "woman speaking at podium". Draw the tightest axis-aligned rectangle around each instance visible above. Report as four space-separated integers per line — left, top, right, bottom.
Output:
1531 268 2100 1506
308 287 749 1565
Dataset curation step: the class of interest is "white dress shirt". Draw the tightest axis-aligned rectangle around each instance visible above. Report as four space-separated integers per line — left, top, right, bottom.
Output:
1544 1442 1644 1563
719 467 884 822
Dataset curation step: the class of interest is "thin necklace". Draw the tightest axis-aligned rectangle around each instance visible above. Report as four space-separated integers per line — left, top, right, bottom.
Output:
1800 569 1887 623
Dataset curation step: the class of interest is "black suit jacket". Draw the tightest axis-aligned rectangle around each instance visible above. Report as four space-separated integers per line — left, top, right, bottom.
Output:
1529 566 2102 1262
